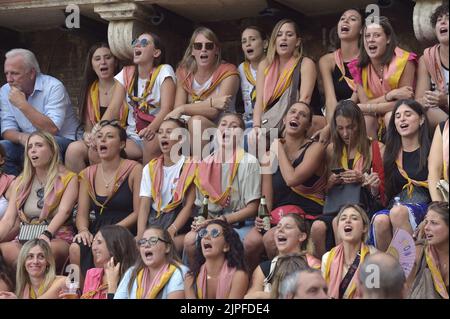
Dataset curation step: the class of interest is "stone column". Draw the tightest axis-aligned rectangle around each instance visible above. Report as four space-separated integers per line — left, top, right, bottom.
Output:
94 2 156 60
413 0 443 44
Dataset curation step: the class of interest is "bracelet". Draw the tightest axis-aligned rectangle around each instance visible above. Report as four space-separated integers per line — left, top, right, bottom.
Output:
42 230 53 240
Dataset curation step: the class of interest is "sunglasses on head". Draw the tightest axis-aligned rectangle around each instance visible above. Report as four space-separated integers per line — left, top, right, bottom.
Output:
193 42 215 51
131 38 150 48
98 119 121 128
198 227 222 239
137 236 169 247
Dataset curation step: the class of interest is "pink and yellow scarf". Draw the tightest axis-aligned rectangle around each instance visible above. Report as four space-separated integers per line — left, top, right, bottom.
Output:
0 173 15 197
423 44 446 93
396 150 429 198
334 48 357 91
135 264 178 299
196 261 236 299
425 245 449 299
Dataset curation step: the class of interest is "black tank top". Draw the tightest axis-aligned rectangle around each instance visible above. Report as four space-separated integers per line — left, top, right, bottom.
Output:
332 62 354 101
391 149 429 197
272 142 323 216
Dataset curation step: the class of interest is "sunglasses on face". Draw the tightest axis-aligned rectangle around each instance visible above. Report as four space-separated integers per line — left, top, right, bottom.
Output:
198 227 222 239
137 236 169 247
193 42 215 51
131 38 150 48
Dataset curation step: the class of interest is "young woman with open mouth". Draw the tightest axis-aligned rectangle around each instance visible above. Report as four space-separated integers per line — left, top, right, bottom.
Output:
165 27 240 157
137 118 196 253
244 102 326 272
103 31 176 164
251 19 324 143
311 100 385 259
317 8 363 143
415 4 449 128
183 113 260 268
115 226 188 299
245 213 320 299
0 131 78 272
371 99 432 251
321 204 376 299
238 25 268 128
185 220 248 299
349 16 417 140
65 43 127 173
70 120 142 280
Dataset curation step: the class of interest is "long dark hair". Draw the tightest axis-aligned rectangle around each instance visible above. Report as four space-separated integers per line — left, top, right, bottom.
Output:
358 16 398 68
0 251 15 292
383 99 431 200
127 226 181 295
97 225 138 282
335 7 363 49
330 100 371 173
78 43 119 122
189 220 247 285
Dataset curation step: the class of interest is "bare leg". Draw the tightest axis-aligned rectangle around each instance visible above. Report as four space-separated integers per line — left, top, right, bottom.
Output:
364 115 379 140
262 228 277 259
0 241 22 270
188 115 216 161
243 227 265 273
142 136 162 165
373 214 392 251
310 220 327 259
173 234 185 256
125 139 143 161
332 216 340 245
183 230 198 268
308 115 327 138
65 141 89 173
50 239 70 274
389 205 414 235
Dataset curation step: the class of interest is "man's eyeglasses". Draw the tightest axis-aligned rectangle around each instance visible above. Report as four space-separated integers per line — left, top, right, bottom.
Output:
131 38 150 48
137 236 169 247
193 42 215 51
198 227 222 239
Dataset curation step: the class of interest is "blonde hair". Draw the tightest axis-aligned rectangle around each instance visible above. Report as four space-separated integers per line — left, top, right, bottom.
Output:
20 131 61 201
178 27 222 76
336 204 370 243
266 19 303 67
16 239 56 298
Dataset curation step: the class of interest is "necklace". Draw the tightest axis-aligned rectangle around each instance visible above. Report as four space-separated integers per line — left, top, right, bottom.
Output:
100 163 120 189
99 82 115 96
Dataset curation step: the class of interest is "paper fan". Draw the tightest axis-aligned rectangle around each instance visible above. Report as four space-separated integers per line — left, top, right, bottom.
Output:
386 228 416 277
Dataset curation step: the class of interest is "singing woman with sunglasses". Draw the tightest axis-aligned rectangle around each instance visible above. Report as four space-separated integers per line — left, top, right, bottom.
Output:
0 131 78 272
65 43 126 173
114 226 188 299
70 121 142 278
185 220 249 299
245 214 320 299
104 32 176 164
137 118 196 253
165 27 240 155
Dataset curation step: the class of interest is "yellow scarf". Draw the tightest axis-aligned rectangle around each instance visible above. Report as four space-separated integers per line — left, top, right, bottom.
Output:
425 245 449 299
395 150 429 198
136 265 177 299
28 282 46 299
127 65 163 112
340 147 362 170
243 61 256 102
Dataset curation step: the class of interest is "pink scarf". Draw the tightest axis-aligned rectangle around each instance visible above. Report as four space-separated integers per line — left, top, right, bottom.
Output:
16 166 76 223
425 245 449 299
81 268 107 299
263 56 300 110
0 173 15 197
196 261 236 299
79 159 137 215
177 63 238 102
334 48 358 91
323 243 370 299
195 149 244 207
348 47 417 99
423 44 446 93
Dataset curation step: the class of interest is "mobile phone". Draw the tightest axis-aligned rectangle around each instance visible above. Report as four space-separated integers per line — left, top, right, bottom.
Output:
331 168 345 175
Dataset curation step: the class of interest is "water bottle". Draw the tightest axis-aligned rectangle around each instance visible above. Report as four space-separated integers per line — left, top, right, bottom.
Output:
394 196 401 207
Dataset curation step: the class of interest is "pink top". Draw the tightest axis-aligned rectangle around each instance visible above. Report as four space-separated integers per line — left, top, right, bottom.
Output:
82 268 107 299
